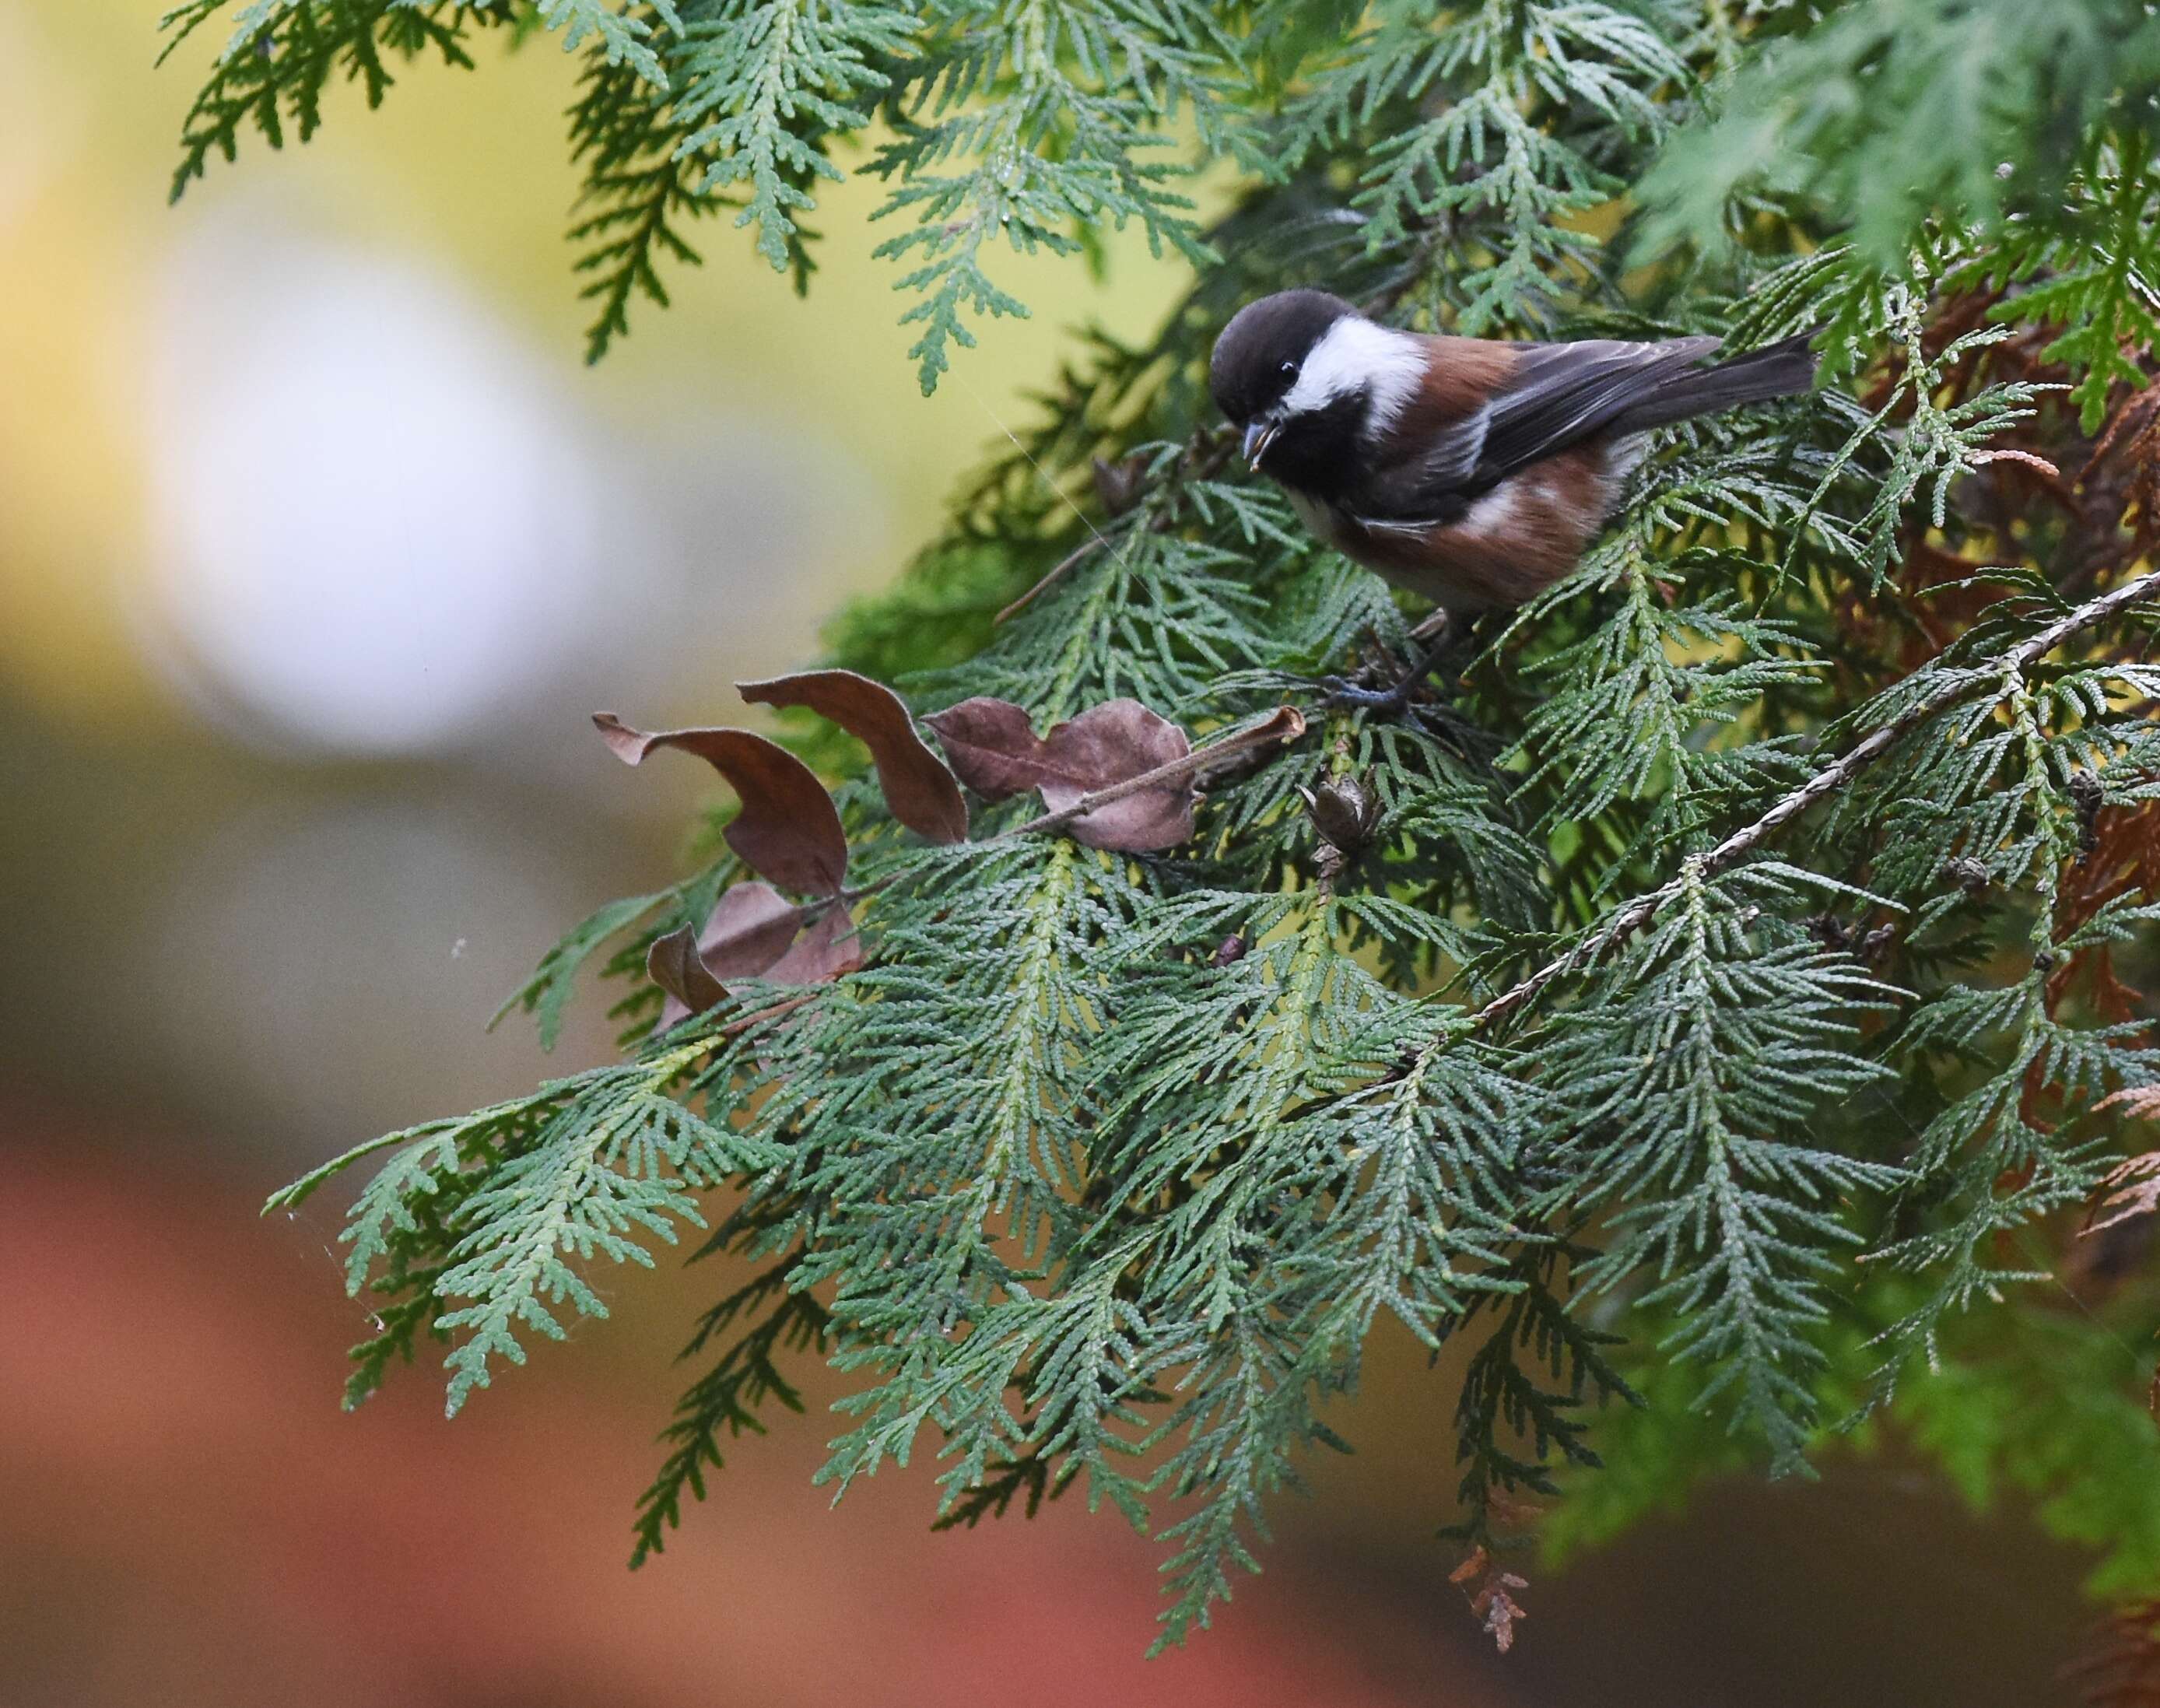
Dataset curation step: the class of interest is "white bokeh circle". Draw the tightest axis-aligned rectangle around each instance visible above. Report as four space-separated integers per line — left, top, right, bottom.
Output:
146 218 608 755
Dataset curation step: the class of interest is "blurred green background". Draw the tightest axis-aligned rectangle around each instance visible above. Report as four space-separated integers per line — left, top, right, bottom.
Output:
0 5 2104 1700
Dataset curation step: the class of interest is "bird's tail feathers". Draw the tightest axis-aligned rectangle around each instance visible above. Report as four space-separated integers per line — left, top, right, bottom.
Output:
1608 331 1817 434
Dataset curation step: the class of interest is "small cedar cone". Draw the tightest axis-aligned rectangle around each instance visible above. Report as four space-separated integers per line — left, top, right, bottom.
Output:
1299 771 1381 856
2069 770 2105 861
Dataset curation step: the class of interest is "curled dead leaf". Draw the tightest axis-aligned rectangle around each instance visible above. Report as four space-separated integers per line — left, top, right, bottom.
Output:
924 695 1196 852
738 669 969 845
696 881 805 980
647 923 727 1020
649 882 859 1029
920 697 1050 799
594 714 847 895
1225 702 1306 748
649 881 805 1026
2085 1152 2160 1237
763 906 864 986
1036 700 1193 850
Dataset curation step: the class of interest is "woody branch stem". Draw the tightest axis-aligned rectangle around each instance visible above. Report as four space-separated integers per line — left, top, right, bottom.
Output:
1474 566 2160 1030
1005 707 1309 840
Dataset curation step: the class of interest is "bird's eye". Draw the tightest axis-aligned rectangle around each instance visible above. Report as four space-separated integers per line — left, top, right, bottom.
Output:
1280 360 1298 377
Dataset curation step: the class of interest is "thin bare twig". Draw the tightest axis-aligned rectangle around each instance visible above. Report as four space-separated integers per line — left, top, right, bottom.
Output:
1472 566 2160 1031
766 707 1309 942
993 431 1243 627
994 536 1110 626
1005 706 1310 839
718 991 819 1036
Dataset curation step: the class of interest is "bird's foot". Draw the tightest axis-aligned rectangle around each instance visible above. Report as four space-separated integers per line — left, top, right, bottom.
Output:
1322 627 1456 717
1321 670 1429 714
1320 611 1489 720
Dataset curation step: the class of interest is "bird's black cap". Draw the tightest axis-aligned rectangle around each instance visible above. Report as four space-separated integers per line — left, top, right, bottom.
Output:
1208 289 1355 424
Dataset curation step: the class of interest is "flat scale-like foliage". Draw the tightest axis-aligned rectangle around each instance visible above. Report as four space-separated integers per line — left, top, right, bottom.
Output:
172 0 2160 1659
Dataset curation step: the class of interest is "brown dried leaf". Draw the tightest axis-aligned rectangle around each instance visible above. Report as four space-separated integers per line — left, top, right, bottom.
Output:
2088 1152 2160 1236
738 669 969 845
696 881 805 980
763 907 864 986
647 923 727 1020
921 697 1052 799
1447 1547 1489 1587
924 695 1195 852
650 885 859 1029
650 882 806 1027
1040 699 1192 851
594 714 847 895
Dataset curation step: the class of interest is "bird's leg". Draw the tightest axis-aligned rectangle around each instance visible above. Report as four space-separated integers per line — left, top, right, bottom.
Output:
1405 605 1456 645
1324 610 1477 714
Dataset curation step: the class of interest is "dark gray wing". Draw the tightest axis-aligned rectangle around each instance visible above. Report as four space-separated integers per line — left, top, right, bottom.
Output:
1349 335 1720 527
1478 336 1719 477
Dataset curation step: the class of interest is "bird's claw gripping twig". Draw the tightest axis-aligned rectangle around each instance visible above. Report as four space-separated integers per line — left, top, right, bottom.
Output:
1321 671 1429 714
1321 613 1470 718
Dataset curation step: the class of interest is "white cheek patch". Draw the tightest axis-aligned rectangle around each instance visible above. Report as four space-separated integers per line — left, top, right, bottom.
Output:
1285 488 1345 548
1282 316 1425 437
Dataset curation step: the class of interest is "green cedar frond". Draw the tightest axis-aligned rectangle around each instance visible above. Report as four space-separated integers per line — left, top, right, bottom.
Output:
535 0 682 85
1634 0 2160 268
286 1042 785 1414
1990 134 2160 430
673 0 917 272
633 1254 831 1565
212 0 2160 1646
1534 868 1902 1466
568 26 721 361
1442 1241 1636 1555
160 0 499 201
489 886 672 1047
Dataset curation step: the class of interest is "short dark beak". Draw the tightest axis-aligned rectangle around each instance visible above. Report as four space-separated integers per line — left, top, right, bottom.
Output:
1242 419 1279 469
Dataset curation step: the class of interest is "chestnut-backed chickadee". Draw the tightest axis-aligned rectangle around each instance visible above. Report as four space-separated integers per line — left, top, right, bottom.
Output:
1209 290 1816 616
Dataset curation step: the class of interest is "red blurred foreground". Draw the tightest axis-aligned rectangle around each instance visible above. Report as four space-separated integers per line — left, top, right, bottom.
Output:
1 1094 2094 1707
0 1100 1508 1708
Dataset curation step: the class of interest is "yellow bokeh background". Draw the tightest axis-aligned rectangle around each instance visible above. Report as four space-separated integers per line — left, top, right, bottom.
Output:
0 0 1188 721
